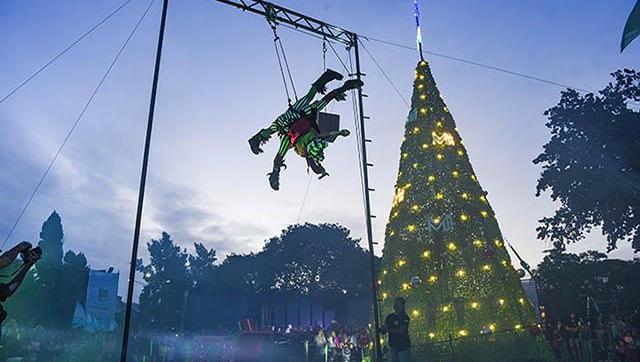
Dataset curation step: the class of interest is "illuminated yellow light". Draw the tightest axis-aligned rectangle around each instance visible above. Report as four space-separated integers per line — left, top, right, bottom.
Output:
442 305 450 312
460 213 469 221
473 239 483 247
383 269 388 275
494 239 503 247
479 195 487 202
435 193 444 200
444 106 449 113
515 324 522 330
422 143 429 149
471 175 477 181
489 324 496 332
420 94 427 100
436 121 443 127
452 171 459 177
432 217 441 224
481 211 488 218
427 175 436 182
428 275 438 283
458 330 468 336
402 152 408 159
392 184 410 208
428 332 435 339
382 292 388 300
432 131 455 146
471 302 479 309
482 264 491 271
456 269 466 277
419 74 425 80
461 192 469 199
436 154 444 160
407 224 416 232
498 299 505 306
412 309 420 317
402 283 410 291
418 84 424 89
413 126 420 133
397 259 407 267
420 108 427 114
389 229 395 236
413 163 419 169
457 149 464 156
377 280 382 285
420 60 427 66
518 298 525 305
501 260 508 266
411 204 419 212
422 250 430 258
447 242 457 251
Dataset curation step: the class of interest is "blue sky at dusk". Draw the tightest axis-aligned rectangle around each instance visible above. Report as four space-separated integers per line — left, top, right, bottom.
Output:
1 0 638 298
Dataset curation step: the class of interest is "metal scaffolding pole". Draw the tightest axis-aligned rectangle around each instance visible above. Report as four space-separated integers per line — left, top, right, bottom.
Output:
121 0 169 360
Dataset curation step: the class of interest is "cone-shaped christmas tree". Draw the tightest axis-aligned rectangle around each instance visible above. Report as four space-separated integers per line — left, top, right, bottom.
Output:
378 60 552 360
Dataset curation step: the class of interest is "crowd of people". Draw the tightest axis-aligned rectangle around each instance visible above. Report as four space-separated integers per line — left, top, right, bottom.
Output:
544 309 640 362
311 327 372 362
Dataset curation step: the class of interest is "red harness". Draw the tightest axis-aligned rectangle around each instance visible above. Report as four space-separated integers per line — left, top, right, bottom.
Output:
287 115 317 145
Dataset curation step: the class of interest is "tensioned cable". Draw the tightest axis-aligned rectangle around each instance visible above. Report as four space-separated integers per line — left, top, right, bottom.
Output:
360 35 592 93
296 173 313 223
0 0 135 105
358 39 410 107
1 0 157 250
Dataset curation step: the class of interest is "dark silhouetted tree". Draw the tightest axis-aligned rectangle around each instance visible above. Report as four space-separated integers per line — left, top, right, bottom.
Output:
535 250 640 319
137 232 189 331
534 69 640 251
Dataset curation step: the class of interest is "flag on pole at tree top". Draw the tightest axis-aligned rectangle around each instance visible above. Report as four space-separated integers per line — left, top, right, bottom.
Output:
621 0 640 52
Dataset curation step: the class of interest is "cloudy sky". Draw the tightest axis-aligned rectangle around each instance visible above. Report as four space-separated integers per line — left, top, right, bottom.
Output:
1 0 638 298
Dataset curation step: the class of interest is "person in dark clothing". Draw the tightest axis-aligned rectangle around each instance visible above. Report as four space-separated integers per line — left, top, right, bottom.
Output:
0 241 42 323
382 297 411 362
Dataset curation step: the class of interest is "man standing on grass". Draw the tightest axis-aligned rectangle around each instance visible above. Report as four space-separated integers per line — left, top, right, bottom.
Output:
383 297 412 362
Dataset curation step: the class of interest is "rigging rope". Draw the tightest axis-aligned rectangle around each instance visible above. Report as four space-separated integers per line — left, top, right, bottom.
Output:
0 0 135 105
270 25 293 105
269 22 297 105
1 0 157 250
358 39 410 107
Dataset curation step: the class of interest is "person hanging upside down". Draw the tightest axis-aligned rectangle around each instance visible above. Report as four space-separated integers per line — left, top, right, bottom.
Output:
248 68 363 190
0 241 42 324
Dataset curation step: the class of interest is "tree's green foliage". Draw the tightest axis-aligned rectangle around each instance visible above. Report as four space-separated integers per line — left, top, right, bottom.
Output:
136 232 190 331
535 249 640 318
203 223 372 299
379 61 549 359
534 69 640 251
5 211 89 328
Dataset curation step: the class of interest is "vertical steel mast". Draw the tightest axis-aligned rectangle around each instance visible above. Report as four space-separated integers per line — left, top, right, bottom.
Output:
121 0 169 360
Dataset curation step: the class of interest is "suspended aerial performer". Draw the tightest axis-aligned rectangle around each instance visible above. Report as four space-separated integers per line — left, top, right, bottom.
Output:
248 69 363 190
0 241 42 323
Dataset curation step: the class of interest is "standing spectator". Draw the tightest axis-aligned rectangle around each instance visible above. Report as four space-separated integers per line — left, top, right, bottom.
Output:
315 329 327 355
566 313 582 361
382 297 411 362
616 331 640 362
580 318 594 362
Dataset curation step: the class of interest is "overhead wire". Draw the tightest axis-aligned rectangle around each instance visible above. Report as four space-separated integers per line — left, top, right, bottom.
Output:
0 0 136 105
1 0 157 250
360 35 594 93
358 39 410 107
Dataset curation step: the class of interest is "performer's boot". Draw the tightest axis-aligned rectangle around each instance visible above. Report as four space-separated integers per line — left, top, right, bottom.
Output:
312 69 343 94
324 79 364 102
268 158 286 191
248 130 270 155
